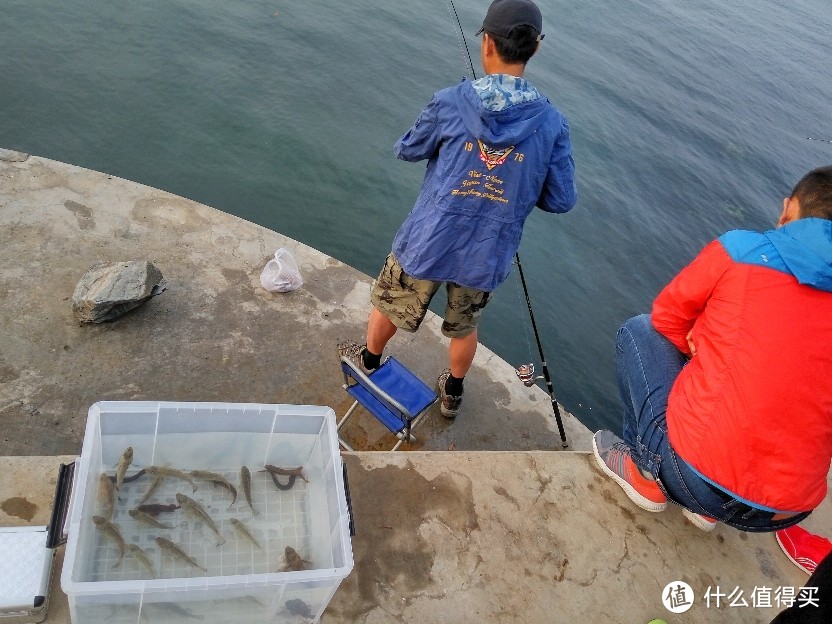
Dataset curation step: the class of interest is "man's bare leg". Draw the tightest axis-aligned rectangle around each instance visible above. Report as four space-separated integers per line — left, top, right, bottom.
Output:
449 330 478 378
367 306 397 356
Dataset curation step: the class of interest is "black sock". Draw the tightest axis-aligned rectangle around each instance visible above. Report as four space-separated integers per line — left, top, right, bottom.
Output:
362 348 381 370
445 374 464 396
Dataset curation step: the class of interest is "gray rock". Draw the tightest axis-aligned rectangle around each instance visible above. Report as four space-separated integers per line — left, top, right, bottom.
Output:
72 261 163 323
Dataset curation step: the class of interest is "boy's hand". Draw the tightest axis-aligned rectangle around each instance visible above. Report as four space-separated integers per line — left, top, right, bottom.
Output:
686 329 697 357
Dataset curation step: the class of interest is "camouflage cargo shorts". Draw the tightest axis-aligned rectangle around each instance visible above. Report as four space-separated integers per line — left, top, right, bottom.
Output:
370 253 491 338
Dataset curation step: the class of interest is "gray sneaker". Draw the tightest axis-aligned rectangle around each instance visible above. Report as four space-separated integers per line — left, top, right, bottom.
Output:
337 340 376 375
592 430 667 512
437 370 462 418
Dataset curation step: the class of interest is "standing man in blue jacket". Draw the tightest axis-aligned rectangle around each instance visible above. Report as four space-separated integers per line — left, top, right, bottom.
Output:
339 0 577 418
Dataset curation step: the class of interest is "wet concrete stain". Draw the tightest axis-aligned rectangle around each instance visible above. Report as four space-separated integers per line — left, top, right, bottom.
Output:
599 487 637 522
755 546 779 580
1 496 38 521
493 485 520 509
555 557 569 582
64 200 95 230
0 363 20 383
330 457 479 620
131 195 208 229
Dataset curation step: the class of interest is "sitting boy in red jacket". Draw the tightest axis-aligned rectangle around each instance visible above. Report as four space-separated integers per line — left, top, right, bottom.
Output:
594 165 832 533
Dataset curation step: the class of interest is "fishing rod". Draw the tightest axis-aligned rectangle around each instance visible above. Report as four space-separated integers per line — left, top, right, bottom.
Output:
445 0 569 448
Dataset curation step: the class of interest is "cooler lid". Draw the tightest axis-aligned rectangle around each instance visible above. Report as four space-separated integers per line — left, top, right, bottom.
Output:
0 526 52 611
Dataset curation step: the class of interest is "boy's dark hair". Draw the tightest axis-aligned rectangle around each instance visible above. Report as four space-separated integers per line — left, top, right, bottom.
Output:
487 25 540 65
791 165 832 221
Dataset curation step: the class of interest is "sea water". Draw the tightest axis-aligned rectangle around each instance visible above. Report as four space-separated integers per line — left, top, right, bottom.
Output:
3 0 831 431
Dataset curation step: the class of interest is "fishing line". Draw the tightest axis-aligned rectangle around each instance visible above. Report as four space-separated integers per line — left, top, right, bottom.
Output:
806 137 832 144
445 0 477 79
444 0 569 447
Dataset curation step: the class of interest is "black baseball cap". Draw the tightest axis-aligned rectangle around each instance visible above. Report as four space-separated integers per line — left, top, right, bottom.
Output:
475 0 544 40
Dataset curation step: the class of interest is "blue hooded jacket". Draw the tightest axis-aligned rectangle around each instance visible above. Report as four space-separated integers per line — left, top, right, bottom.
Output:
719 218 832 292
391 77 576 291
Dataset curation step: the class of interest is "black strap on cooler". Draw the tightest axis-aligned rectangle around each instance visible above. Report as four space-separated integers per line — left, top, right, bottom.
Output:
342 461 355 536
47 461 76 549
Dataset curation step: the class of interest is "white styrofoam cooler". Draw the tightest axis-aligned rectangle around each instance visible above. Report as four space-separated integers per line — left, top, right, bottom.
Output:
61 401 354 624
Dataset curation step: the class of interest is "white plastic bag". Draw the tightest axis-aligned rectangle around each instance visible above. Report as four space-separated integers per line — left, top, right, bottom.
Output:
260 248 303 292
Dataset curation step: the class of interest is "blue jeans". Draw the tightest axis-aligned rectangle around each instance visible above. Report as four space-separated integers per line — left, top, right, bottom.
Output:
616 314 810 532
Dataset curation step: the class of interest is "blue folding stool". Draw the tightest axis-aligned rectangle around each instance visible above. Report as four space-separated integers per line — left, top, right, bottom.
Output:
338 356 438 451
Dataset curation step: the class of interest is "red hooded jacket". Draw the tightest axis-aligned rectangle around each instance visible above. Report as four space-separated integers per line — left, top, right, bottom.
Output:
652 220 832 512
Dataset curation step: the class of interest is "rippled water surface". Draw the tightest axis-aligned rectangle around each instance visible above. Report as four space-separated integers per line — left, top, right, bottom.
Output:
3 0 831 432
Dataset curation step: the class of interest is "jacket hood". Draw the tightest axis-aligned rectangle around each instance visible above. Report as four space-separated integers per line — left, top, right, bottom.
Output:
455 80 553 148
766 218 832 291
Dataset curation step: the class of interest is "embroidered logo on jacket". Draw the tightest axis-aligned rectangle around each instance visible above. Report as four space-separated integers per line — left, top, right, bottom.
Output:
477 140 514 170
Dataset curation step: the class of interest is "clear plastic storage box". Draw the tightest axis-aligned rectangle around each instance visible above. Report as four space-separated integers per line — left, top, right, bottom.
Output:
61 401 354 624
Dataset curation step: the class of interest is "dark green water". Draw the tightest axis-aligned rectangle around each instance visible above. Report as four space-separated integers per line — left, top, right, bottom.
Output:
3 0 831 432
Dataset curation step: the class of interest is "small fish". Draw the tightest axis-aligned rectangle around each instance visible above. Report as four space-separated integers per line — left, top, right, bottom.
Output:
155 536 207 573
144 466 197 492
93 515 126 568
127 543 156 579
264 471 296 491
142 602 204 621
240 466 257 515
263 465 308 482
98 473 116 520
134 503 179 516
115 447 134 491
229 518 261 550
137 475 164 506
129 508 175 529
216 595 264 608
285 598 314 618
191 470 238 506
108 468 146 486
175 493 226 545
281 546 312 572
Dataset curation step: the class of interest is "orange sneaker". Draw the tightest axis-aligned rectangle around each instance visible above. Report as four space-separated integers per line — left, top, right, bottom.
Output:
592 430 667 512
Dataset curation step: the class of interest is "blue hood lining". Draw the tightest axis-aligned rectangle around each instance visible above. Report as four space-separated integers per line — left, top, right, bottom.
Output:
720 219 832 292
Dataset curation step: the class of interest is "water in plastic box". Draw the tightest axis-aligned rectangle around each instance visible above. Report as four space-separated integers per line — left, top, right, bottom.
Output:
64 403 351 624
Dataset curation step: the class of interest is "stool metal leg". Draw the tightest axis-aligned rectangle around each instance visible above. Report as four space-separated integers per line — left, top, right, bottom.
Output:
337 400 360 431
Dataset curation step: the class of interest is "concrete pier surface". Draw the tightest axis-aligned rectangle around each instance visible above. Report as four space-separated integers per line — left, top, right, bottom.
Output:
0 149 589 456
2 455 829 623
2 151 830 623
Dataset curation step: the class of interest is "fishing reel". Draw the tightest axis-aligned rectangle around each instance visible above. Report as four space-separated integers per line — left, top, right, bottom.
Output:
515 363 544 387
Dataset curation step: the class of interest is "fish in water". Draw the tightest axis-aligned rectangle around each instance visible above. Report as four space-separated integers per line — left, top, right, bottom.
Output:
281 546 312 572
190 470 237 506
93 515 126 568
127 543 156 579
98 473 116 520
108 468 146 486
175 493 225 545
129 508 175 530
115 447 134 491
240 466 257 515
229 518 261 550
144 466 197 492
264 471 296 491
137 475 164 507
141 602 205 622
285 598 314 618
155 536 207 573
134 503 179 517
263 465 308 482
